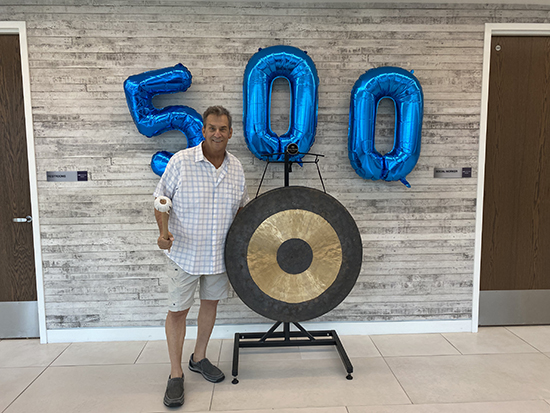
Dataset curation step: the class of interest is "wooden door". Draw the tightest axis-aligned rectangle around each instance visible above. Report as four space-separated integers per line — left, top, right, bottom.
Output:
480 36 550 325
0 34 37 336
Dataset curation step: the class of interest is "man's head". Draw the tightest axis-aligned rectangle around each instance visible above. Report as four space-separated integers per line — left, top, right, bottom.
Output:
201 106 233 162
203 106 232 130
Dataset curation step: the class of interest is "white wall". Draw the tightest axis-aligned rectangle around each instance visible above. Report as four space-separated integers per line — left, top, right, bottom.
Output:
2 1 549 337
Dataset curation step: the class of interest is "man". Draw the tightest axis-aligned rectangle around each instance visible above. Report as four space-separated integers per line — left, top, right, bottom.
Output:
153 106 249 407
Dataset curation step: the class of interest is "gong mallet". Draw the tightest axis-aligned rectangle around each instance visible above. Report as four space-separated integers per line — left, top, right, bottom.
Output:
154 196 172 244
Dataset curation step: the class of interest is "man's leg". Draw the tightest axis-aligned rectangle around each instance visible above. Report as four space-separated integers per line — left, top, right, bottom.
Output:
188 273 226 382
188 299 225 383
165 308 190 378
193 299 218 361
163 265 198 406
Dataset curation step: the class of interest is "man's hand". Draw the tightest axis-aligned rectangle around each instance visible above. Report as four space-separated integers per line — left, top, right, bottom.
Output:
157 232 174 250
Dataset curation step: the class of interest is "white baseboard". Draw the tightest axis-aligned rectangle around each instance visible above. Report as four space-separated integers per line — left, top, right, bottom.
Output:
45 319 474 343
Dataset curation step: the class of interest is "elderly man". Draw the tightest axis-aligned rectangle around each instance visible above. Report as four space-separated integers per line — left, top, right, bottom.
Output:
154 105 249 407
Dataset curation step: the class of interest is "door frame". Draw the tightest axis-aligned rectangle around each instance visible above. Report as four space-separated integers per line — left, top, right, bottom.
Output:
473 23 550 331
0 22 46 342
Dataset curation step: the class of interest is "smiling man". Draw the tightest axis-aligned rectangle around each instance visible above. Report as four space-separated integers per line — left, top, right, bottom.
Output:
153 106 249 407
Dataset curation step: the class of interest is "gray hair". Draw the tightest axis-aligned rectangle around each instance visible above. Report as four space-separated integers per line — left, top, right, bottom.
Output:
203 106 232 129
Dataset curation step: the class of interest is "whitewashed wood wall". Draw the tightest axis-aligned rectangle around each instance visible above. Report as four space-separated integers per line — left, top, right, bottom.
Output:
3 1 549 329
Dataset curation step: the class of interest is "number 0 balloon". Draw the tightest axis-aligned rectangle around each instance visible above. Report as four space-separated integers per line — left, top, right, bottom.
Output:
243 45 319 162
348 66 423 187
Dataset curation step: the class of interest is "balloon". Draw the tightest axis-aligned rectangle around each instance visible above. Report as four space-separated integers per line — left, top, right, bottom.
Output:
124 63 203 176
348 66 423 188
243 45 319 162
151 151 174 177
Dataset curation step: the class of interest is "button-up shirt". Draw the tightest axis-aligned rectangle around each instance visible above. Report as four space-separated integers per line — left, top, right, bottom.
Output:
154 144 249 274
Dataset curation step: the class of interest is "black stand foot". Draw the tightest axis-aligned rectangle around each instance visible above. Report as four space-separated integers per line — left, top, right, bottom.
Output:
231 321 353 383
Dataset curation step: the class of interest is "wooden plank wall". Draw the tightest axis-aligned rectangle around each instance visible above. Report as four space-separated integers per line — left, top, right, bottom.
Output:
2 1 549 329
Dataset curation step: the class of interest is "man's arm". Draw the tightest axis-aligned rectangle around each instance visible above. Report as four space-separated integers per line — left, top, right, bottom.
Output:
155 205 174 250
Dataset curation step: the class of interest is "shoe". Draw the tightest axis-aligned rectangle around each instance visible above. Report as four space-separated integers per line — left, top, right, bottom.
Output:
188 353 225 383
163 374 184 407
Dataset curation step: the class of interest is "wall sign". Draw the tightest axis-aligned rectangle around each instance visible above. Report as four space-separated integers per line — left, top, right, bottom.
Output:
434 167 472 178
47 171 88 182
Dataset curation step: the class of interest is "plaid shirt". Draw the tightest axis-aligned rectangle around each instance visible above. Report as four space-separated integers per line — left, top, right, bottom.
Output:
154 144 249 275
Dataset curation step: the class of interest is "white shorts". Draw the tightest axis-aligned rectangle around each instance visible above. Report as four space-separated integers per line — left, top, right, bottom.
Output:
167 261 229 312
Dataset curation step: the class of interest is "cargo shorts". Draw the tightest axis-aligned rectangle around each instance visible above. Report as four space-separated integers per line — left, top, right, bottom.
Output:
167 260 229 312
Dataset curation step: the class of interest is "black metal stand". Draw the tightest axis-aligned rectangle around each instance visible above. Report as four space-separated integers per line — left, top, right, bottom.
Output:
231 321 353 384
255 144 326 198
231 144 354 384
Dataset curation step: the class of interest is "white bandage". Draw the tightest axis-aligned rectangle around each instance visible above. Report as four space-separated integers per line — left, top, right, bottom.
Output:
154 196 172 213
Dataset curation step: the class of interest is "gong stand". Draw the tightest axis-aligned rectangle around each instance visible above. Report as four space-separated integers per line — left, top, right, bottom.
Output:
255 146 326 197
231 146 354 384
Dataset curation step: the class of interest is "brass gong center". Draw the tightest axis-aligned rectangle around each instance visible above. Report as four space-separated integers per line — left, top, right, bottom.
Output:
246 209 343 303
277 238 313 274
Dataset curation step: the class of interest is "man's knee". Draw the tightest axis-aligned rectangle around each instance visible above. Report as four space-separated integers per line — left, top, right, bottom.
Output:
168 308 190 320
200 299 219 308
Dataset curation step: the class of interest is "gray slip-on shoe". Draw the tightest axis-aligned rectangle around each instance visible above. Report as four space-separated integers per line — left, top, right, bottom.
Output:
188 353 225 383
163 375 184 407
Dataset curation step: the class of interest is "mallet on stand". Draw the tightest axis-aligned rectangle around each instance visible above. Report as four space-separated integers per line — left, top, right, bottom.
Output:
154 196 172 243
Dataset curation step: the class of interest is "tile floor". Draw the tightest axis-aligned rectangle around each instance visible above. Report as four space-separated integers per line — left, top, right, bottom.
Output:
1 326 550 413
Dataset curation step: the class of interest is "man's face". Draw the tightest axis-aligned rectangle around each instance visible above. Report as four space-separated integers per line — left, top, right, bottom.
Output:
201 114 232 156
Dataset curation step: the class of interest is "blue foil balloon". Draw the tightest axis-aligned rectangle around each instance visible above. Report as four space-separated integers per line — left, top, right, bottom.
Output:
348 66 423 188
124 64 203 176
151 151 174 176
243 45 319 162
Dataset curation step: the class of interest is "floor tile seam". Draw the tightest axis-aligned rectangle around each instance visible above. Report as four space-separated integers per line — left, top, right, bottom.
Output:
216 337 224 364
370 338 383 359
439 399 547 405
48 361 163 368
1 365 48 413
38 341 73 369
361 335 382 358
208 340 225 411
370 333 464 358
343 397 550 410
371 400 550 408
440 332 464 355
133 340 149 364
449 350 543 356
135 361 171 365
208 381 214 411
380 351 547 359
504 327 546 353
0 365 52 370
376 345 414 406
486 396 550 405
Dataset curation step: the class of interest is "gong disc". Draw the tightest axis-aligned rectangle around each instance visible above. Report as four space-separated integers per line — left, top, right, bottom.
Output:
225 186 362 322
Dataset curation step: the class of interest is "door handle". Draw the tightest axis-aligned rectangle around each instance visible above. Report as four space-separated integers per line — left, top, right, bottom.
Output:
13 216 32 223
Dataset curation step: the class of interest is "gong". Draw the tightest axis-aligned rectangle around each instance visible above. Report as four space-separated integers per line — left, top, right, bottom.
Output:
225 186 362 322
